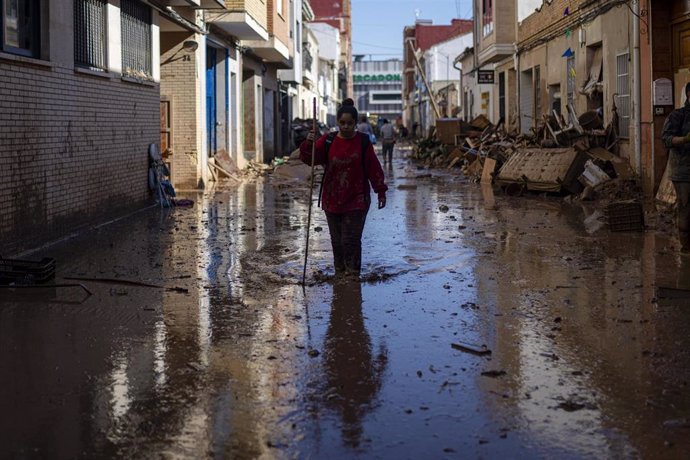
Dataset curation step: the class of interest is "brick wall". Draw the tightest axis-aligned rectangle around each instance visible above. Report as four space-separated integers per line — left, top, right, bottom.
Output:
225 0 268 31
160 33 199 190
268 0 289 47
519 0 589 45
0 59 159 255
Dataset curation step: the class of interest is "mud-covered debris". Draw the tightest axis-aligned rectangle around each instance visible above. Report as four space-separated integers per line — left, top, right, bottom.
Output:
554 317 562 323
187 362 204 372
397 184 418 190
307 349 320 358
663 419 690 429
361 271 393 283
314 226 323 232
540 352 560 360
557 400 586 412
451 341 491 356
481 370 506 378
443 447 456 453
439 205 449 213
416 370 423 378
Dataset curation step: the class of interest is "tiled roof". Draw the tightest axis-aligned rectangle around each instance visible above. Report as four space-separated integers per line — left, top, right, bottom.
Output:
415 19 473 51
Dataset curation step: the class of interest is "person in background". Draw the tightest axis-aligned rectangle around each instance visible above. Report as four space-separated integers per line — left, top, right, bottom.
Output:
380 119 397 165
301 98 388 277
356 114 374 138
662 82 690 252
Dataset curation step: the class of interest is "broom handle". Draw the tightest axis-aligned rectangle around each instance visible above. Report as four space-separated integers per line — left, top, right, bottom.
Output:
302 98 318 286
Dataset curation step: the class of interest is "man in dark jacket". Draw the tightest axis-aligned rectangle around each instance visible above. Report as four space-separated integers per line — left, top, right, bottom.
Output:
662 82 690 252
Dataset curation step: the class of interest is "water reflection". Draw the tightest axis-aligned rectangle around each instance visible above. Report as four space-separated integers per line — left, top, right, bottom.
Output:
322 280 387 448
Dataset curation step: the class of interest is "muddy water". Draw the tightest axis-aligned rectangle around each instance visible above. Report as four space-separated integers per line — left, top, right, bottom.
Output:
1 152 690 458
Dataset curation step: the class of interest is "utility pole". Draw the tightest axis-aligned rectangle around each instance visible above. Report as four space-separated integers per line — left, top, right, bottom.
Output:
407 40 441 119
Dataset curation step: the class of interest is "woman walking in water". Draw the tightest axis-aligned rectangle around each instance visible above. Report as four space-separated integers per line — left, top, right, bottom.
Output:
300 99 388 277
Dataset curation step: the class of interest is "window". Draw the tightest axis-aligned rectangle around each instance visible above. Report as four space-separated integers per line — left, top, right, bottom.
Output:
1 0 41 57
371 93 401 102
616 52 630 138
121 0 151 78
482 0 493 36
74 0 107 70
295 21 300 54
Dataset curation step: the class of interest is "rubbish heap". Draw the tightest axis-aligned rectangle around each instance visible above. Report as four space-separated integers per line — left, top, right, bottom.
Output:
412 105 646 231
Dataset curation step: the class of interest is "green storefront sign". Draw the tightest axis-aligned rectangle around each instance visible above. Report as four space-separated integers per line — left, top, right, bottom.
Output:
354 74 402 83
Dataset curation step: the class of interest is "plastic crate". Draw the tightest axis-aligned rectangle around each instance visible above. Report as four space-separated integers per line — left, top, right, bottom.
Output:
605 201 644 232
0 257 56 285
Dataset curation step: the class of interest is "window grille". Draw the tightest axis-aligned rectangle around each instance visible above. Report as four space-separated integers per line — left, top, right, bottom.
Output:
616 53 630 138
121 0 151 78
74 0 107 70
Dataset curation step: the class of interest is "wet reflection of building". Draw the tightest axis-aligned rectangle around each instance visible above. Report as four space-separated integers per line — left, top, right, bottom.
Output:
471 199 690 457
322 280 387 448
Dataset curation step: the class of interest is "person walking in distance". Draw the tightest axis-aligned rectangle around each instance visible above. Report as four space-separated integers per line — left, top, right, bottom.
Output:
301 98 388 277
380 119 397 165
663 82 690 252
356 114 374 141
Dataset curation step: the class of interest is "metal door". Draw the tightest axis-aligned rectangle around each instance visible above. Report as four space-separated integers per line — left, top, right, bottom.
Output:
206 46 217 157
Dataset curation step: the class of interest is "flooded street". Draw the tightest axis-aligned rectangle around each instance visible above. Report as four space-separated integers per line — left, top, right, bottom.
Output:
2 150 690 459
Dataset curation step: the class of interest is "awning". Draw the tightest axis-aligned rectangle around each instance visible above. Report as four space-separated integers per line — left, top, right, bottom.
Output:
582 47 603 97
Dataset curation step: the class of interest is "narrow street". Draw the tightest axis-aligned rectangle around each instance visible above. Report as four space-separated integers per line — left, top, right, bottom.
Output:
2 148 690 459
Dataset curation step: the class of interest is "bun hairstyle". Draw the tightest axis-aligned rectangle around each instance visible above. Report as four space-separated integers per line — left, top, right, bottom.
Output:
337 97 358 121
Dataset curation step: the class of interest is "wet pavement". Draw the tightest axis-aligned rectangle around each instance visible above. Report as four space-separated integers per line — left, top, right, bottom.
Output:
2 148 690 459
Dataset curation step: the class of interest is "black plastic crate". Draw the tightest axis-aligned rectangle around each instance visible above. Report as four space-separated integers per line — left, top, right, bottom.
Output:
0 257 56 285
605 201 644 232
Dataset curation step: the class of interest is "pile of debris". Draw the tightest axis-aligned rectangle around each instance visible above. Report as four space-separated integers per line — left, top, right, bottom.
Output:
411 107 646 231
291 117 330 149
413 105 637 201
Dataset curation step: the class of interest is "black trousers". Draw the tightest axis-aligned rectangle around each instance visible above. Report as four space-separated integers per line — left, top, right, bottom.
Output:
382 142 394 163
325 207 369 274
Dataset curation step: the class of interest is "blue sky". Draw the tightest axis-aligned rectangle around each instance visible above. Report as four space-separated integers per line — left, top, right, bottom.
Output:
351 0 473 58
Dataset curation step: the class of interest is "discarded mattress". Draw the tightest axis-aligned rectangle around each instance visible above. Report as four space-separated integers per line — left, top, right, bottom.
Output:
495 148 587 194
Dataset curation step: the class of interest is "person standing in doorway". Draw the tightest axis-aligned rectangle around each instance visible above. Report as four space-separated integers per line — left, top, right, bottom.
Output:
662 82 690 252
301 98 388 277
380 119 397 165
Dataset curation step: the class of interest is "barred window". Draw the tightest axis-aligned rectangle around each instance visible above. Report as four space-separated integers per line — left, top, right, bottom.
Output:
616 53 630 138
74 0 107 70
121 0 151 78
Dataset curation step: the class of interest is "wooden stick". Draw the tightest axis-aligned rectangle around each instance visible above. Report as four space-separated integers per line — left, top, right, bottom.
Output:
302 98 318 286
